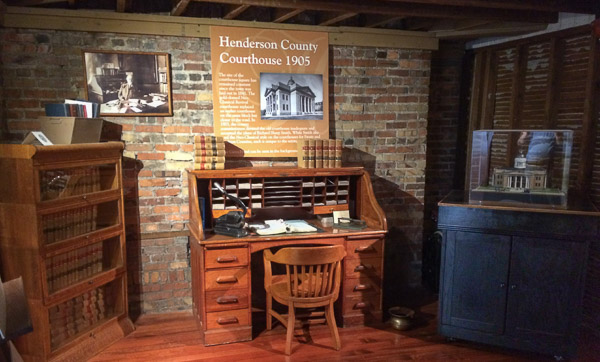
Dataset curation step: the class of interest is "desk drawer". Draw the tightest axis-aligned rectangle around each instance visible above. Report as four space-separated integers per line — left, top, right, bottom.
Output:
205 268 249 291
343 276 381 297
206 309 250 330
346 238 383 259
343 294 381 315
344 257 382 279
205 247 248 269
205 289 249 312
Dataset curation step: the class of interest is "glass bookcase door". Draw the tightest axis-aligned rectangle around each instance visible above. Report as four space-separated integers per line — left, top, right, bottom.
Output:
41 199 121 245
47 276 125 351
39 163 118 201
45 236 123 294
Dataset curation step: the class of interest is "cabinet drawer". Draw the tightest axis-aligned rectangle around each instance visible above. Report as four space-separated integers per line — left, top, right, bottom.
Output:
346 238 383 259
205 289 249 312
205 269 249 291
343 276 381 297
314 204 349 215
343 294 381 315
205 248 248 269
206 309 250 330
344 257 382 279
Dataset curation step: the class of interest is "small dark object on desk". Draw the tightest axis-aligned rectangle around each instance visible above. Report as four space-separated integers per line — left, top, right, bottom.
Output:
333 217 367 230
213 182 249 237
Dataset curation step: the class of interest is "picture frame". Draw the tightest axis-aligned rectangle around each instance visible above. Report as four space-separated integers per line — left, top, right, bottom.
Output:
83 50 172 117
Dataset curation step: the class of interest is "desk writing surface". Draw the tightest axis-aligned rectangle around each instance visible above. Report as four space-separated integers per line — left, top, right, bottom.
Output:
197 224 386 246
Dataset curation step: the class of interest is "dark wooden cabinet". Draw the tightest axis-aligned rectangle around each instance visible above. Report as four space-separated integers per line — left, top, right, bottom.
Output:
437 191 599 358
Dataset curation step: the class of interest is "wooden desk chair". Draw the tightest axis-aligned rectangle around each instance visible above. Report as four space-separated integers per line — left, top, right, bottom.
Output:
263 245 346 355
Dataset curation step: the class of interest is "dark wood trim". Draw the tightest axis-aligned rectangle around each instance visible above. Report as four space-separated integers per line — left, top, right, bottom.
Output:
464 50 485 190
473 25 590 53
480 49 497 129
544 37 563 128
193 0 558 23
577 28 600 194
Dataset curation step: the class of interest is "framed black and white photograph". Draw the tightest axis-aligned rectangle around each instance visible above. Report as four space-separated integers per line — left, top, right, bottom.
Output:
83 50 172 117
260 73 323 120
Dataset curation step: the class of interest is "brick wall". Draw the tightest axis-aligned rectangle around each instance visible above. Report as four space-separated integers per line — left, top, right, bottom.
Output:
422 40 467 291
0 27 431 314
331 46 431 308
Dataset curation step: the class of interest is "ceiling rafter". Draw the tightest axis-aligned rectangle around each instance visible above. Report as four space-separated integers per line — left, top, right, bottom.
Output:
172 0 192 16
272 8 303 23
191 0 558 23
364 15 404 28
223 4 250 19
116 0 130 13
319 12 357 26
380 0 597 14
432 21 547 39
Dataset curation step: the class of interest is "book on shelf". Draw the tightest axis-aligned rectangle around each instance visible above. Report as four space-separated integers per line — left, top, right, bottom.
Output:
194 149 225 157
335 139 342 168
296 139 309 168
194 162 225 170
44 100 99 118
195 155 225 163
296 138 342 169
315 139 323 168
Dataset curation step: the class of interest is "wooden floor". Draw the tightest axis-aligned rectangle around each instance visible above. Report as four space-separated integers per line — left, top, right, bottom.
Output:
91 303 600 361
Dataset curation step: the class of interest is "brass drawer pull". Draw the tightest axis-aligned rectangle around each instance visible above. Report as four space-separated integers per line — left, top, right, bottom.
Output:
216 276 238 284
354 264 372 272
216 296 239 304
217 316 239 325
216 256 238 263
354 245 374 253
354 302 370 309
353 284 372 291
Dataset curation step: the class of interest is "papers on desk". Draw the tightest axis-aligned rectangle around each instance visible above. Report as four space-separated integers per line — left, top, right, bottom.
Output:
254 219 317 235
130 106 142 113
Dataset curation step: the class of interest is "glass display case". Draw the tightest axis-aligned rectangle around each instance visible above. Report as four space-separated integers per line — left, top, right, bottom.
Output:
469 129 573 208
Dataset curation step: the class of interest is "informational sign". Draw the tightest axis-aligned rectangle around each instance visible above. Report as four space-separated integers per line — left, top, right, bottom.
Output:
210 26 329 157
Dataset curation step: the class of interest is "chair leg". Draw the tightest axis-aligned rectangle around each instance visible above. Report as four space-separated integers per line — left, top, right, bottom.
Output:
325 301 341 351
266 292 272 330
285 302 295 355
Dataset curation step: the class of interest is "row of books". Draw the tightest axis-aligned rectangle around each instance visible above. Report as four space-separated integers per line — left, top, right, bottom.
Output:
49 288 106 349
297 139 343 168
194 135 225 170
43 206 98 244
45 99 100 118
40 167 103 201
46 244 104 293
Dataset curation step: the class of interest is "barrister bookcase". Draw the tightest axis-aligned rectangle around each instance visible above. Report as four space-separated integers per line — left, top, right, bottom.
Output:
187 167 388 345
0 142 133 361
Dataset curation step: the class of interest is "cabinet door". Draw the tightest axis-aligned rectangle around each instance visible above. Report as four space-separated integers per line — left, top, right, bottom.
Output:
441 231 510 333
505 236 587 346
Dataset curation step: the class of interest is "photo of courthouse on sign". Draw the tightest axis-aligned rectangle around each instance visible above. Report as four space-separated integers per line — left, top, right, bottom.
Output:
260 73 323 120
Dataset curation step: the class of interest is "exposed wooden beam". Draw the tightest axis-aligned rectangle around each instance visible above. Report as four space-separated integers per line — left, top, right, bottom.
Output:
428 19 490 32
272 8 303 23
7 0 64 5
364 15 404 28
433 22 547 39
381 0 597 14
116 0 130 13
4 7 439 50
223 4 250 19
171 0 191 16
192 0 558 23
319 12 357 26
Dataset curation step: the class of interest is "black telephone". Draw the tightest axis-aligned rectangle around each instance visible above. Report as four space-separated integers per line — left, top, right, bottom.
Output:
213 182 249 237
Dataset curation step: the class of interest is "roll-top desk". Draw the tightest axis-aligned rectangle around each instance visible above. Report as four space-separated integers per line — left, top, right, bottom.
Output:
187 167 387 346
